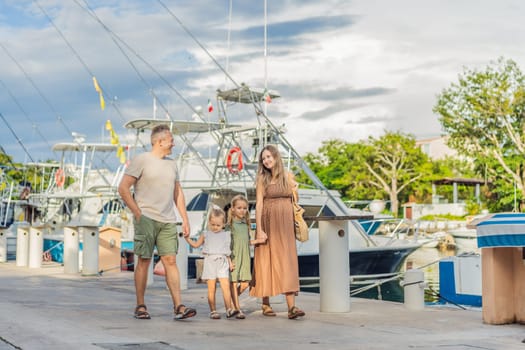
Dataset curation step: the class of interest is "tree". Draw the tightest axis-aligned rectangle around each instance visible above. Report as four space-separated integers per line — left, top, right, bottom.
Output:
355 132 429 216
434 57 525 210
300 132 430 216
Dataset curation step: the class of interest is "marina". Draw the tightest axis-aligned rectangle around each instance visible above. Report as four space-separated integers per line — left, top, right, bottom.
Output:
1 3 525 349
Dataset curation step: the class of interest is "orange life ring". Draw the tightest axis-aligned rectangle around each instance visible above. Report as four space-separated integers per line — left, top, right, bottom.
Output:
226 147 243 174
55 168 65 187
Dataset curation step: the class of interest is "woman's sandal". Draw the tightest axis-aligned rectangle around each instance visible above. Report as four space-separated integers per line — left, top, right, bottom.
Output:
226 308 240 318
174 304 197 320
288 306 305 319
236 310 246 319
209 310 221 319
261 304 276 316
134 304 151 320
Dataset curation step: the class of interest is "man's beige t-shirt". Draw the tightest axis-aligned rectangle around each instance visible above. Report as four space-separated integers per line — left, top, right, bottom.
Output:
125 152 179 223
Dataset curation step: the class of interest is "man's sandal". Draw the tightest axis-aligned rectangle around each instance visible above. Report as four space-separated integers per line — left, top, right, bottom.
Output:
288 306 305 319
261 304 276 316
134 304 151 320
174 304 197 320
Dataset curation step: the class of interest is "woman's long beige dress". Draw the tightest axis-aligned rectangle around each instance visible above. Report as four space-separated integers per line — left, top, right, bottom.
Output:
250 183 300 297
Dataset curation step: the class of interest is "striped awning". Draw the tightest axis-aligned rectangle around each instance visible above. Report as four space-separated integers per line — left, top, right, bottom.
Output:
472 213 525 248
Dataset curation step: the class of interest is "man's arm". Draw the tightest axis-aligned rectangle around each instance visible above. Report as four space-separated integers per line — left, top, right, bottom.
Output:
173 181 190 237
118 174 141 220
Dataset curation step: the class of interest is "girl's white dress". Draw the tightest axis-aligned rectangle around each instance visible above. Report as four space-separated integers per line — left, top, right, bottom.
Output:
201 230 231 280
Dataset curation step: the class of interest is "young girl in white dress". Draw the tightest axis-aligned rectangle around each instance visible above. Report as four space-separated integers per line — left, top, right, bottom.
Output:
185 206 239 319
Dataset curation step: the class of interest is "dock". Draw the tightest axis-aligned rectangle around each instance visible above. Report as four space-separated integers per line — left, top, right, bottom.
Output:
0 261 523 350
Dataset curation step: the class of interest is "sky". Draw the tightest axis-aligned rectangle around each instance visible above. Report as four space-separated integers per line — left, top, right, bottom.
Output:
1 0 525 165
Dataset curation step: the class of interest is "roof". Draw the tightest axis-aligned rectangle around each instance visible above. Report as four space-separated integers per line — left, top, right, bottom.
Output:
432 177 487 186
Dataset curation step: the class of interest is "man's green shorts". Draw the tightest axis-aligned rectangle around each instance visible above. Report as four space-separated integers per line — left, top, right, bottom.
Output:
133 215 179 258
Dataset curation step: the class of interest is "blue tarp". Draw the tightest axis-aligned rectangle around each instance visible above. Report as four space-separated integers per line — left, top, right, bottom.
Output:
473 213 525 248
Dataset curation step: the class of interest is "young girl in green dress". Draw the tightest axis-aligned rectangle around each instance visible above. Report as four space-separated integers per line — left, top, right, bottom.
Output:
228 195 262 319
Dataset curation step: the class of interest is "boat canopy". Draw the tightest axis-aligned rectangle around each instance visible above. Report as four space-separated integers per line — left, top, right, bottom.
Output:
52 143 130 153
123 119 236 135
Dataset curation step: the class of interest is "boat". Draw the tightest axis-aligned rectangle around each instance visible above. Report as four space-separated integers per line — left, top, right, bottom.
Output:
447 226 478 253
122 85 422 280
438 252 481 307
346 199 394 235
1 139 135 267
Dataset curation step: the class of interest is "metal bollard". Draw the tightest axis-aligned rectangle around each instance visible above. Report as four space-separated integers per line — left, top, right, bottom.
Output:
16 226 30 267
177 232 188 290
402 269 426 311
0 230 6 263
319 220 351 312
80 226 99 276
63 226 80 274
28 226 45 268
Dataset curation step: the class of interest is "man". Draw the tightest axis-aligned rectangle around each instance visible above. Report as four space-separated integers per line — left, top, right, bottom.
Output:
118 124 196 320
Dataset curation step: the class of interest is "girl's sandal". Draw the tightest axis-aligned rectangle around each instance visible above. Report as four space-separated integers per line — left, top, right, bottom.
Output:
288 306 305 319
261 304 276 316
226 308 240 318
236 310 246 319
209 310 221 319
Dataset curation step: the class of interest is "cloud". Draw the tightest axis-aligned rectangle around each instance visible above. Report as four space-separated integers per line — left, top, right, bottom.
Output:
1 0 525 165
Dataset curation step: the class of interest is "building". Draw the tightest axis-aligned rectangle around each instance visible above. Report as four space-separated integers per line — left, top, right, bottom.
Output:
416 135 457 160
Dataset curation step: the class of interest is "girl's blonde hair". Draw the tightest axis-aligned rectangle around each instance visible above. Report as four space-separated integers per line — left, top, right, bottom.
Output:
227 194 251 233
257 144 290 193
208 205 226 225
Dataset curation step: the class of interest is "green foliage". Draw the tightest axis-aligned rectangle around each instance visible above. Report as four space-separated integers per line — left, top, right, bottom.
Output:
465 200 485 216
302 132 433 217
418 214 467 221
434 57 525 211
0 154 56 197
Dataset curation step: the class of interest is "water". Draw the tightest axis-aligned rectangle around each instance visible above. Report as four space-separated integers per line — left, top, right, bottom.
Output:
300 245 476 304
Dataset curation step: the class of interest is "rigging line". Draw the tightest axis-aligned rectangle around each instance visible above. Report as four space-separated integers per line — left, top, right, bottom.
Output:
0 42 73 137
74 0 167 124
33 0 94 78
75 0 222 147
0 112 35 163
224 0 233 90
0 77 55 154
0 146 17 169
74 0 203 122
156 0 241 89
33 0 130 126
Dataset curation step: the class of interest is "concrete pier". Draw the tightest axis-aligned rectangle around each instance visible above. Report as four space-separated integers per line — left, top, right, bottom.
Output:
0 261 523 350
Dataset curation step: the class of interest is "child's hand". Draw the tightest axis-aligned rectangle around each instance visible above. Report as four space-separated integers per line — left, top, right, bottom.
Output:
255 231 267 243
229 261 235 271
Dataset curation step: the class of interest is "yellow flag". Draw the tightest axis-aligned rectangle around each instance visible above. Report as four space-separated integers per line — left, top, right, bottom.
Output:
93 77 101 93
119 151 126 164
104 120 125 163
117 146 126 163
93 76 105 110
110 130 119 145
99 94 106 110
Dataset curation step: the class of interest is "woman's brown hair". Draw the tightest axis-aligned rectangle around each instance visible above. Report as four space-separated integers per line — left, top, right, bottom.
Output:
257 144 290 194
